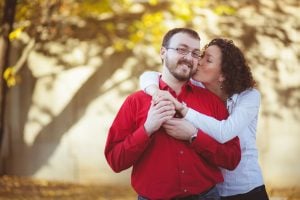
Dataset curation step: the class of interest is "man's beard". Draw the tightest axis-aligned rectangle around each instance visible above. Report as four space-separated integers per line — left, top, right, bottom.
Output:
165 56 195 81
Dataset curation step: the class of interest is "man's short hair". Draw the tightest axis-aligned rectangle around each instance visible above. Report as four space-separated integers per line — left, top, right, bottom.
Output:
162 28 200 48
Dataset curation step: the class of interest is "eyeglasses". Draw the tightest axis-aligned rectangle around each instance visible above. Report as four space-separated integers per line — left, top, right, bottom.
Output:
166 47 201 59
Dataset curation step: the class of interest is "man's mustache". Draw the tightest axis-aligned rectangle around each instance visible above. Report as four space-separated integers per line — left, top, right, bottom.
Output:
177 59 193 68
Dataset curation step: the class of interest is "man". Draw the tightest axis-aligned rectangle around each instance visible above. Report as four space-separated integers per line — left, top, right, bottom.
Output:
105 28 241 200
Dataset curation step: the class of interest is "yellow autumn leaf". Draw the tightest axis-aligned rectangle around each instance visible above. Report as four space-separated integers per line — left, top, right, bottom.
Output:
214 5 236 15
113 40 125 51
149 0 158 6
3 67 17 87
7 77 17 87
3 67 15 80
9 27 24 41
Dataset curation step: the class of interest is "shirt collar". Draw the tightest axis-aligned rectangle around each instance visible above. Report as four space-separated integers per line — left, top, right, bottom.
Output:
159 77 194 94
228 93 238 103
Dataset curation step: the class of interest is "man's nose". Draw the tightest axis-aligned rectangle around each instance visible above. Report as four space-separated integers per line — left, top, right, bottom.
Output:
183 51 194 60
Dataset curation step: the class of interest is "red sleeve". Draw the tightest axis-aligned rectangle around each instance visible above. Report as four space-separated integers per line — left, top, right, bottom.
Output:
191 91 241 170
104 95 150 173
191 132 241 170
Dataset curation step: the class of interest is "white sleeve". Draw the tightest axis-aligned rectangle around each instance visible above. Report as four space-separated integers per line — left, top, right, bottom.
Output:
139 71 160 91
184 89 260 143
190 79 205 88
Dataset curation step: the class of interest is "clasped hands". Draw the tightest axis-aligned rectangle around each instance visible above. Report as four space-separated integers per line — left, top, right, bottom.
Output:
144 90 197 141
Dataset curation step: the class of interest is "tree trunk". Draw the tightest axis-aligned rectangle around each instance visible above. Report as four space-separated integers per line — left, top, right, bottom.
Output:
0 0 17 172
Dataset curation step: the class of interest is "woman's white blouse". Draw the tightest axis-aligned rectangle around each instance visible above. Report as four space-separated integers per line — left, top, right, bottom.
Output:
139 71 265 196
186 87 264 196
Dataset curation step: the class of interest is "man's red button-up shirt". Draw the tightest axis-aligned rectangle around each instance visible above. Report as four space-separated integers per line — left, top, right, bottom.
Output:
105 80 241 200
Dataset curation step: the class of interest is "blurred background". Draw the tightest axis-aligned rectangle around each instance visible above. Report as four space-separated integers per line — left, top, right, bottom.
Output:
0 0 299 199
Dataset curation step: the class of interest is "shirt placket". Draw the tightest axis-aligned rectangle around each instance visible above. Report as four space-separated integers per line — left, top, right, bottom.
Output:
178 149 189 194
175 87 190 193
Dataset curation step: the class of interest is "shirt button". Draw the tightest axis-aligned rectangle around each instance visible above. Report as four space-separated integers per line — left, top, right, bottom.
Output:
183 189 187 193
180 150 184 155
181 170 185 174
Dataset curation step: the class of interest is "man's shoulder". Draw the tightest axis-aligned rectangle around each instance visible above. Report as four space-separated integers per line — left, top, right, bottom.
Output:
125 90 151 102
128 90 149 97
190 85 228 119
192 85 221 101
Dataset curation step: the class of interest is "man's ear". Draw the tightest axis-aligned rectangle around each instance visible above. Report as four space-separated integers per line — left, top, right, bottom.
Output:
160 47 166 60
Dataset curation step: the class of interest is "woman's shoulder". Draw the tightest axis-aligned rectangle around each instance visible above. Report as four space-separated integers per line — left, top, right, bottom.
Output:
240 88 260 97
232 88 261 104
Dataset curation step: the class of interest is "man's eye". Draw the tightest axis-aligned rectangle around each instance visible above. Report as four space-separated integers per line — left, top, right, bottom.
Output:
192 52 201 58
177 48 188 53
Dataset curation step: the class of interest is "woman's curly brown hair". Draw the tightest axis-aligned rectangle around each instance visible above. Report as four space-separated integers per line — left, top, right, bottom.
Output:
205 38 256 97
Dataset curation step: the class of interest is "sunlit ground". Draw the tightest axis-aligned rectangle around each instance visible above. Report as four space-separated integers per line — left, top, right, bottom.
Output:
0 176 299 200
0 176 135 200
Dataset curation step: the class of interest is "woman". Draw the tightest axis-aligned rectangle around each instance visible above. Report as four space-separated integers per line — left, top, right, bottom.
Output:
139 38 269 200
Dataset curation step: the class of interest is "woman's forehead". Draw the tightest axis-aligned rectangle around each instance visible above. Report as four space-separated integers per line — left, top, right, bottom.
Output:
205 45 222 57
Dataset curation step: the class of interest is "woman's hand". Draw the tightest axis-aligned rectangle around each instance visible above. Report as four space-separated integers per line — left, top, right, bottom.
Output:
163 118 197 141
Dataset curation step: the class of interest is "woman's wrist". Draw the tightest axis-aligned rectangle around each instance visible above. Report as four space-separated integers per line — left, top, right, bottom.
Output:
178 102 188 117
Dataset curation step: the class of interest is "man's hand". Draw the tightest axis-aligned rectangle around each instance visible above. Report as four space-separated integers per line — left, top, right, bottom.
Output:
152 90 182 110
163 118 197 141
151 90 188 117
144 100 175 136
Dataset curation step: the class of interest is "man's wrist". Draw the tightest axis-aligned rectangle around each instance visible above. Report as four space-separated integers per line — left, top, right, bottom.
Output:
144 124 153 136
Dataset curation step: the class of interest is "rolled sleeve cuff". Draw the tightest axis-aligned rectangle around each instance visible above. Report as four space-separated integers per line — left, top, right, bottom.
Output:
184 108 195 122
